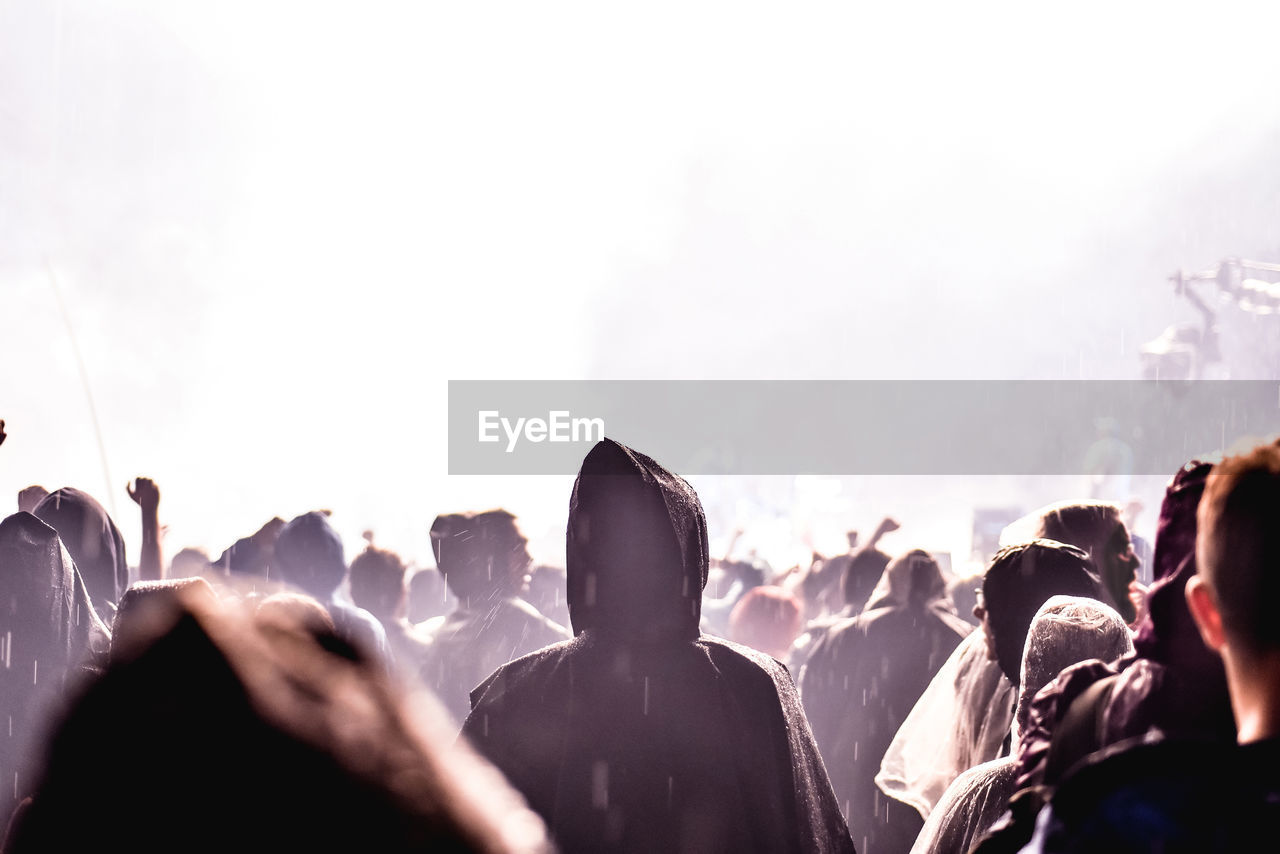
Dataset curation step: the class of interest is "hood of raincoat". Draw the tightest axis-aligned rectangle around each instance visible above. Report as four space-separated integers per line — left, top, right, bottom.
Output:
566 438 708 641
33 488 128 611
1133 461 1219 672
841 547 891 610
1013 595 1133 748
273 512 346 599
0 511 109 679
982 539 1105 683
863 548 948 612
0 512 111 824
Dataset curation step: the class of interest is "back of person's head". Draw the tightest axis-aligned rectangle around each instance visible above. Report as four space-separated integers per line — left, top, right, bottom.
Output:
1195 440 1280 657
728 585 803 661
6 588 552 853
273 511 347 599
112 577 218 663
32 487 128 611
1027 500 1138 623
841 547 891 611
256 590 337 637
1013 595 1133 748
429 510 528 604
565 438 708 642
349 546 408 622
168 547 212 579
982 539 1105 683
1132 460 1221 674
863 548 947 612
213 517 287 579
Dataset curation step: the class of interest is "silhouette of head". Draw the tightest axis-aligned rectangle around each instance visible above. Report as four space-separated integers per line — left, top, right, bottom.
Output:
565 439 708 642
33 488 128 611
429 510 530 605
273 512 347 600
349 546 408 622
1030 500 1139 623
982 539 1105 683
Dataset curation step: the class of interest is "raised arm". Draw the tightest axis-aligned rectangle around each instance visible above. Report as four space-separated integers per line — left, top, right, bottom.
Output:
127 477 163 581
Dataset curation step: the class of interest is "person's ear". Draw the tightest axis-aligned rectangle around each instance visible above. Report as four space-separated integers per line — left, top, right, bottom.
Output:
1186 575 1227 653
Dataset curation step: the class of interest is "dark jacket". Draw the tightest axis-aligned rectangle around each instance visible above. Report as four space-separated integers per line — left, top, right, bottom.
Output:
463 439 855 854
33 488 128 620
0 512 110 826
1012 462 1235 793
800 550 971 853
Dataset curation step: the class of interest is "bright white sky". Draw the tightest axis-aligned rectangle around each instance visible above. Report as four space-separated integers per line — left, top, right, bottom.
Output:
3 1 1279 572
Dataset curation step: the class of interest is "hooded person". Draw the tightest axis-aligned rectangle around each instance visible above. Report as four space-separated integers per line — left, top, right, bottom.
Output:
0 512 111 828
1001 440 1280 853
5 583 553 854
873 539 1104 827
419 509 569 725
800 549 973 853
1007 461 1237 796
979 540 1107 688
271 511 391 671
33 488 128 622
910 596 1133 854
461 439 856 854
790 547 892 670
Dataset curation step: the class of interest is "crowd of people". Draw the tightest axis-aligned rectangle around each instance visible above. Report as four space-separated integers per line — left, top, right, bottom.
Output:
0 415 1277 852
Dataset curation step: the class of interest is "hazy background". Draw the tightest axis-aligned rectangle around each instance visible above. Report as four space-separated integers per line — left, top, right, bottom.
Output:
3 1 1279 574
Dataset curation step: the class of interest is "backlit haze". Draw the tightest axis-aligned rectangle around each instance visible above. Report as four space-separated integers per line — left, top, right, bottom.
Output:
4 1 1279 574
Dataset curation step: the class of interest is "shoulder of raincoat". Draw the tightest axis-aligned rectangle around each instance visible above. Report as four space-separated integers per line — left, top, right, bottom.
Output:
464 633 855 854
462 439 854 854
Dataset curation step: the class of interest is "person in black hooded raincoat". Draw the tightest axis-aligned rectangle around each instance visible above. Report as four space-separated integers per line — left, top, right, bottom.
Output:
462 439 856 854
800 549 973 853
33 487 129 623
0 511 111 828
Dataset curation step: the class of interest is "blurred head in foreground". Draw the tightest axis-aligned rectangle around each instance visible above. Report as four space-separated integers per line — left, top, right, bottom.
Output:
6 586 551 854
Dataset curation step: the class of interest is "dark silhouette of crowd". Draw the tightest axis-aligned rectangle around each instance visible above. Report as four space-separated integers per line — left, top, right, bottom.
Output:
1 415 1277 852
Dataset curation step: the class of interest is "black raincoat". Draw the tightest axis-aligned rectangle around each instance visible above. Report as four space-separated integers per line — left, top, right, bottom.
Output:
33 488 128 621
800 550 972 853
0 512 110 826
462 439 855 854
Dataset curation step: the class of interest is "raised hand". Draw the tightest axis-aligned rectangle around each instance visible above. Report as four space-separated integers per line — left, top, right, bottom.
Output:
127 477 161 513
869 516 901 547
127 477 163 580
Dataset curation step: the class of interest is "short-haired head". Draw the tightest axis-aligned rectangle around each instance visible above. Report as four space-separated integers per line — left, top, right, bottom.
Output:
349 546 408 621
1196 440 1280 655
429 510 529 603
